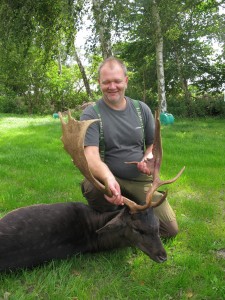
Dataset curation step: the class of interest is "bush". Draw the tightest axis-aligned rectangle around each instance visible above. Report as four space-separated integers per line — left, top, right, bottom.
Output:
0 95 28 114
167 93 225 118
0 92 89 115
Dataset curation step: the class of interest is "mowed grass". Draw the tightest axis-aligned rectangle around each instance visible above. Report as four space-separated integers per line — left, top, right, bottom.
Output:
0 114 224 300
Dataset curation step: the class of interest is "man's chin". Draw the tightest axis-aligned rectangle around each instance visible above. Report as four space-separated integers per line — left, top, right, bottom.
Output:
105 95 122 103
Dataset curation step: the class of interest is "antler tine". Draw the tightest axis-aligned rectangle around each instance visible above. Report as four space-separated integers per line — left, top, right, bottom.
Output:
122 110 162 213
123 110 185 214
145 110 185 208
58 111 113 197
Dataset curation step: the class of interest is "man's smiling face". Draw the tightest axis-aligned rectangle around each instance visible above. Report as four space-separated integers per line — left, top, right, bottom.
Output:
98 61 128 106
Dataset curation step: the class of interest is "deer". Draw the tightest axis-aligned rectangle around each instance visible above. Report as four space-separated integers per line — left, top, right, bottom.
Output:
0 110 185 272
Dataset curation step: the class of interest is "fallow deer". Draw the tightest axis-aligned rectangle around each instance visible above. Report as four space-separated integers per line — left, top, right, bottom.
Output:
0 110 184 272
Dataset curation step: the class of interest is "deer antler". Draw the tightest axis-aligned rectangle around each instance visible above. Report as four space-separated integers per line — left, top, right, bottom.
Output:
59 110 185 214
59 111 112 196
123 110 185 213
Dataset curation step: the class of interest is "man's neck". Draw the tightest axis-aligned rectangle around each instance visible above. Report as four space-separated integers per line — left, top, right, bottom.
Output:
103 97 127 110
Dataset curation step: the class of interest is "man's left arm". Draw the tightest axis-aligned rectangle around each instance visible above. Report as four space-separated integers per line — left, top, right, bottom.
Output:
137 102 155 175
137 144 154 175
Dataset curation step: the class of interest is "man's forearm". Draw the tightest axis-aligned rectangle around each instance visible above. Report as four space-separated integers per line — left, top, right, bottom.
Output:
90 160 115 183
83 145 123 204
84 146 115 184
142 144 153 160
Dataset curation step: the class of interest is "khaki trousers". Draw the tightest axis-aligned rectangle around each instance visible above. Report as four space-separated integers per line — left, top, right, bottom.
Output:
81 175 178 237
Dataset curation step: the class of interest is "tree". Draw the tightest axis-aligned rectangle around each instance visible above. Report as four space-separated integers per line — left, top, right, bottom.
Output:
92 0 113 58
113 0 225 113
0 0 224 115
150 0 167 112
0 0 93 111
74 47 93 99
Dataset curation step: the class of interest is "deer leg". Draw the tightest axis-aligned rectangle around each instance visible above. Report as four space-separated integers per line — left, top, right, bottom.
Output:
152 192 178 237
157 219 178 238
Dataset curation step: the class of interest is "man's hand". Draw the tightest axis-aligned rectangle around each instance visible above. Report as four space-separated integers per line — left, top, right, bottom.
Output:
104 177 124 206
137 153 154 176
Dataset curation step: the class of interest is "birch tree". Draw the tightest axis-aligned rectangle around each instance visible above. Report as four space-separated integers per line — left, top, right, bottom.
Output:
74 47 93 99
151 0 167 112
92 0 113 58
90 0 129 59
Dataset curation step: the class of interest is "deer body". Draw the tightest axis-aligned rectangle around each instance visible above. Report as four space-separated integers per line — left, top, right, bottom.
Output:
0 201 166 272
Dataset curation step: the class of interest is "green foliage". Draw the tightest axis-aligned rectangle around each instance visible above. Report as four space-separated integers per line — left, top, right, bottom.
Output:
0 46 88 114
0 115 224 299
0 0 224 115
0 0 77 57
0 95 26 114
44 62 87 113
0 0 88 114
167 94 225 117
114 0 225 114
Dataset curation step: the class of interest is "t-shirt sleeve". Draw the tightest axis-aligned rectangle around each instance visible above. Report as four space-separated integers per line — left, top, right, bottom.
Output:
80 106 100 147
139 102 155 146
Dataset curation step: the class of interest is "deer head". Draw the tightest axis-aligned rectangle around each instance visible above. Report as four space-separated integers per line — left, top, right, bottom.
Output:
59 110 185 214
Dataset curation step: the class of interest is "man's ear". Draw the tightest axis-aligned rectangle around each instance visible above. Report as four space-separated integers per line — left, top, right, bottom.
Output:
96 212 126 234
125 76 128 89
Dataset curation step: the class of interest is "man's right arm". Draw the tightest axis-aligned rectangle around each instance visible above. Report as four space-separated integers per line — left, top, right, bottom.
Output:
81 106 123 206
84 146 124 206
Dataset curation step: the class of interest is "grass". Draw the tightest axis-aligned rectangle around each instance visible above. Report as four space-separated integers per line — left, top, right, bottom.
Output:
0 113 224 300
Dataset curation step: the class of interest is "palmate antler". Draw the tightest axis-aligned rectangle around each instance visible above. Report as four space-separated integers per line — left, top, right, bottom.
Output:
59 112 112 196
59 110 185 214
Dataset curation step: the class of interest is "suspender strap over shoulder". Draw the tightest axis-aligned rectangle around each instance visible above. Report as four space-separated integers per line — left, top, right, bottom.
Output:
93 103 105 160
132 99 145 142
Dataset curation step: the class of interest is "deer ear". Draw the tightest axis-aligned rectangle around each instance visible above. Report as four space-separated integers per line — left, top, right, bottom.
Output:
96 212 126 234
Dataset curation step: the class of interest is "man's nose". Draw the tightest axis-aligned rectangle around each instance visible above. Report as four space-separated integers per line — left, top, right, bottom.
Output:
108 82 116 89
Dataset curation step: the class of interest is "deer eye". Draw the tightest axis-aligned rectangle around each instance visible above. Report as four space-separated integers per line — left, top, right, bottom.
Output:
133 227 145 235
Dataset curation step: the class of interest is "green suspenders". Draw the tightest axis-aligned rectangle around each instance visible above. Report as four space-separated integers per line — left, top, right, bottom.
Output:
93 99 145 160
92 103 105 160
132 99 145 144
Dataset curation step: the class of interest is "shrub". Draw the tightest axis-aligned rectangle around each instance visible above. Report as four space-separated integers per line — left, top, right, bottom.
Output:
0 92 89 115
0 95 28 114
167 93 225 117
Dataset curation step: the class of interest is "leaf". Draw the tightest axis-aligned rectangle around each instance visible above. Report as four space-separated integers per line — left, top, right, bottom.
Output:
0 292 11 300
186 291 194 298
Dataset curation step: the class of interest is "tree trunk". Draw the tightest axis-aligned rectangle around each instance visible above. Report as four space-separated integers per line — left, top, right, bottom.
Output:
151 0 167 113
58 50 65 109
74 46 93 100
175 48 192 115
92 0 113 59
57 50 62 76
143 70 146 102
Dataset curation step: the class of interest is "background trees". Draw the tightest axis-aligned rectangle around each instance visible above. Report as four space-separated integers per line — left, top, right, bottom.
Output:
0 0 224 116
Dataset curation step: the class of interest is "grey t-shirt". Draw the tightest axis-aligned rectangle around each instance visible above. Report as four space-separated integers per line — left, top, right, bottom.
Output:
80 97 155 179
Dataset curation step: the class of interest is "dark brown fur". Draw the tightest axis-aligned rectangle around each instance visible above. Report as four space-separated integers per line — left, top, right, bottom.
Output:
0 202 166 272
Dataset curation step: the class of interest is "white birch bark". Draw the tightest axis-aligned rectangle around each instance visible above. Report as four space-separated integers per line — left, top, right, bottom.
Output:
151 0 167 113
92 0 113 59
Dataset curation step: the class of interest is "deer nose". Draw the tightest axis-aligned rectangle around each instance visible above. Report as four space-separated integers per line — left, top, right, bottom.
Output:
158 255 167 263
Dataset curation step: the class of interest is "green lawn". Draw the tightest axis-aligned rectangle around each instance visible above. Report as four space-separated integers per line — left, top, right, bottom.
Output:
0 114 224 300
